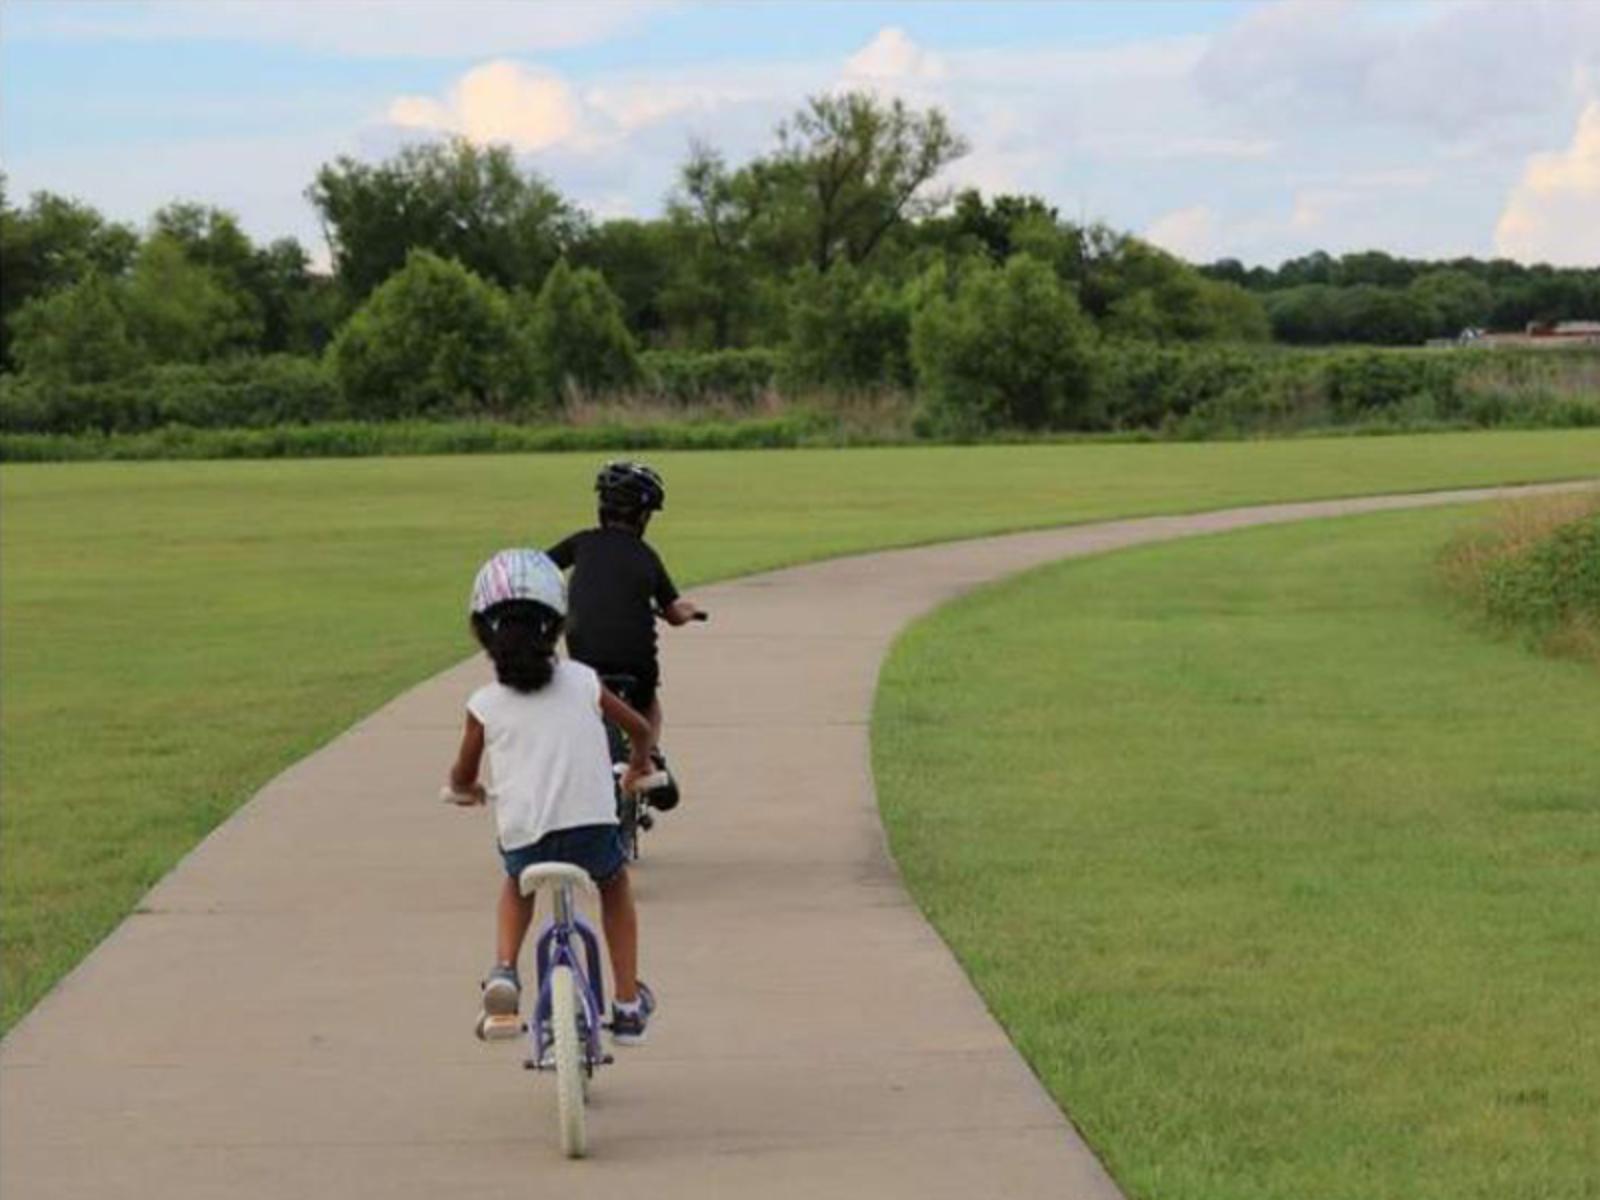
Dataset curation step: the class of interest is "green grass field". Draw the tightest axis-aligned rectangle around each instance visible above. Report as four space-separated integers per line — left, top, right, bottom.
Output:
873 504 1600 1200
2 430 1598 1033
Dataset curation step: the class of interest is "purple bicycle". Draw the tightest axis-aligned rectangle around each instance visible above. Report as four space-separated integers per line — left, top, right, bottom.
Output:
518 862 610 1157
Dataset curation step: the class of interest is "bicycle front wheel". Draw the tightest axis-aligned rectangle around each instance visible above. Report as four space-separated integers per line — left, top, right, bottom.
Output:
550 965 587 1158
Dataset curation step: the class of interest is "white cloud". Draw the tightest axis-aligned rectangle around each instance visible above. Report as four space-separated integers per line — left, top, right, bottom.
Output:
2 130 349 267
1495 101 1600 265
14 10 1600 267
361 18 1600 266
842 27 947 84
28 0 671 58
1198 0 1600 136
389 62 581 152
1145 206 1220 261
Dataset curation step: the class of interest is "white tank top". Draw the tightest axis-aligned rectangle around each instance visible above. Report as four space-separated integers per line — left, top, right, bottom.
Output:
467 660 617 851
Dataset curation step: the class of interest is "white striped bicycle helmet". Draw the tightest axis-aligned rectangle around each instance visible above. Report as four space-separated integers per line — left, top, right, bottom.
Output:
469 548 567 617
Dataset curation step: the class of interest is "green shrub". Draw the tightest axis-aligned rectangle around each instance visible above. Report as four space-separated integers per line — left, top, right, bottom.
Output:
124 234 261 363
1482 512 1600 638
521 260 640 399
784 264 911 389
330 249 537 419
1090 343 1308 430
0 356 341 433
0 411 841 462
1443 495 1600 667
911 255 1096 432
9 272 145 383
1323 351 1463 417
639 347 783 404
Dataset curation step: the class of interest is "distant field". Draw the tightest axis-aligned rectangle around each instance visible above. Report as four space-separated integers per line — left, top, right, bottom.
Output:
2 430 1598 1031
874 504 1600 1200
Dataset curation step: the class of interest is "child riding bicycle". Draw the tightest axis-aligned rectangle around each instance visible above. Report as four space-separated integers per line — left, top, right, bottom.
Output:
443 548 658 1044
547 461 703 809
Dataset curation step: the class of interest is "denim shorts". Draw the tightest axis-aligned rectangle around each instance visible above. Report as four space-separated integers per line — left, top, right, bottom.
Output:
499 823 625 886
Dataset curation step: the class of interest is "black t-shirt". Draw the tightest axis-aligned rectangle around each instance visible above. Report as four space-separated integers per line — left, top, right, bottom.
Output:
547 527 678 677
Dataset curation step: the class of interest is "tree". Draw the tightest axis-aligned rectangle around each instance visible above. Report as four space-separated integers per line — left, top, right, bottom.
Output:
1332 285 1436 345
150 203 258 290
911 255 1097 431
1408 269 1492 335
918 190 1059 263
0 185 138 369
146 203 336 354
659 143 775 348
307 138 582 301
660 93 967 347
1265 285 1342 343
254 238 342 354
784 262 911 389
9 272 143 383
774 91 968 272
1100 242 1270 343
330 249 536 417
521 260 640 399
1335 250 1416 289
123 234 260 362
573 218 676 344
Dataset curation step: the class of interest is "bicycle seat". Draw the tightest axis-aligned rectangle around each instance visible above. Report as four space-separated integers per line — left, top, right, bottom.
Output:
518 862 596 899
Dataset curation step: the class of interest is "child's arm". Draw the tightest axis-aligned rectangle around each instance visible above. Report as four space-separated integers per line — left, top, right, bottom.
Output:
442 713 488 805
599 686 654 791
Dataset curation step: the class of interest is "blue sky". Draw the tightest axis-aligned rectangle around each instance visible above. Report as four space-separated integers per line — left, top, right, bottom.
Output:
4 1 1598 267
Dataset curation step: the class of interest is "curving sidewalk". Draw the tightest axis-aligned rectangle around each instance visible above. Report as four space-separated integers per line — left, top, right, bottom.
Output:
2 482 1591 1199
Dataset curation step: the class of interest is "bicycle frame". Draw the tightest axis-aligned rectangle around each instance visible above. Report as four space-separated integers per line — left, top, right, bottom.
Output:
529 883 608 1071
600 673 648 860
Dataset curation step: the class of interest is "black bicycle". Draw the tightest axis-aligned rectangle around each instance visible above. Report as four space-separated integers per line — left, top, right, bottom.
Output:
598 673 666 861
599 613 703 860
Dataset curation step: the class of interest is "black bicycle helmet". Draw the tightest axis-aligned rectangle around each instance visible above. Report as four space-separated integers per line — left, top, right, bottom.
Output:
595 460 666 512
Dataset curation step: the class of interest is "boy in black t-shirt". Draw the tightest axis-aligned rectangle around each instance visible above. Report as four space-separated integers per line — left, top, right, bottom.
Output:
548 462 702 801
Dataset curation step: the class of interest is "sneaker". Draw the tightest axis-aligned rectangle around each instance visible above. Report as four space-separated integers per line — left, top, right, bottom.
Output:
645 750 680 812
475 964 521 1041
610 980 656 1046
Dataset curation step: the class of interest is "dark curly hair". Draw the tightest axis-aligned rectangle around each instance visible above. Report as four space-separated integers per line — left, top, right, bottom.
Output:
471 599 564 692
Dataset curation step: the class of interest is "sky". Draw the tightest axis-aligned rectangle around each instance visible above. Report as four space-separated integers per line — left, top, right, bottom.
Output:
3 0 1598 269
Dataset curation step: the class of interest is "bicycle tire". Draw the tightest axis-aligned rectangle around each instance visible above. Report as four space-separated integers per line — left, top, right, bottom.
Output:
619 791 640 861
551 965 587 1158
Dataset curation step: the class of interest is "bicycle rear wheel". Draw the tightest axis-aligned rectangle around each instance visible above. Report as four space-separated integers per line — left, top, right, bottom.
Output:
618 790 641 861
550 965 587 1158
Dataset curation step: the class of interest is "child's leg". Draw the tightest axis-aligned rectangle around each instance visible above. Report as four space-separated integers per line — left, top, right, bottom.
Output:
598 869 639 1004
496 875 535 968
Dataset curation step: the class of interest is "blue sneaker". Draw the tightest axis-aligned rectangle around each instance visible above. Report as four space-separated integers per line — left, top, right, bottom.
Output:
610 980 656 1046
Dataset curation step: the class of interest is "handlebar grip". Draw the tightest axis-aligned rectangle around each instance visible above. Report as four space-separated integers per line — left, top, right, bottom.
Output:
612 765 671 792
691 611 709 622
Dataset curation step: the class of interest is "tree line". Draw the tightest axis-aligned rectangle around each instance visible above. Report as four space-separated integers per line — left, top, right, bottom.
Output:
1203 250 1600 343
3 89 1598 439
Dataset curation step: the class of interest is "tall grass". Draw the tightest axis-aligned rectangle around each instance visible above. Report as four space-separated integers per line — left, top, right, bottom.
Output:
1441 492 1600 667
5 345 1597 462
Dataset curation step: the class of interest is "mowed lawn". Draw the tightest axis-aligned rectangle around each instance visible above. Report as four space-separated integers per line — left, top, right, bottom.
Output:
873 503 1600 1200
2 431 1598 1033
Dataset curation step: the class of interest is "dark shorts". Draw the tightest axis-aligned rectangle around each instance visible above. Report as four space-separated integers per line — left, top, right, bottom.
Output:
500 824 626 886
588 663 659 716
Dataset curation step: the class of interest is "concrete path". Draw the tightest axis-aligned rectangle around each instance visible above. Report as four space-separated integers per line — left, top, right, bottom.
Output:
3 482 1591 1199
